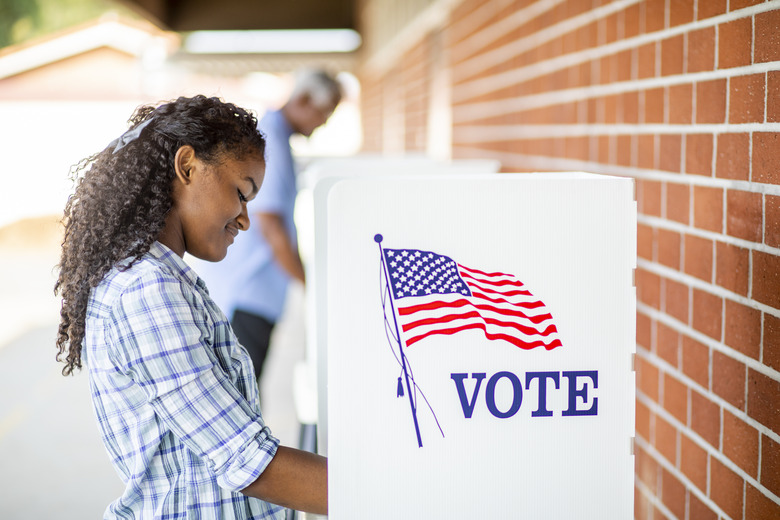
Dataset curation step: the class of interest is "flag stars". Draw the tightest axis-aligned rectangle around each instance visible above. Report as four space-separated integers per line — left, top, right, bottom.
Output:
385 248 471 299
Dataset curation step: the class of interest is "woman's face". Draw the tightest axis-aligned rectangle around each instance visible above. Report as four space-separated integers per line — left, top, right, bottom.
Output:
162 148 265 262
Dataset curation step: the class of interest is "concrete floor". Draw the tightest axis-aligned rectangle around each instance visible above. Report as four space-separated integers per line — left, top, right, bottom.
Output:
0 241 305 518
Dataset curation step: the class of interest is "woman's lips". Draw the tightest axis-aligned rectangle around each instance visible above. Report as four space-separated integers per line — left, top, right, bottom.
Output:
226 225 239 240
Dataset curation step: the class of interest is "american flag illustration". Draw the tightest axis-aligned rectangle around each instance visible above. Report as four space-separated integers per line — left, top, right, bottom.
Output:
382 247 563 350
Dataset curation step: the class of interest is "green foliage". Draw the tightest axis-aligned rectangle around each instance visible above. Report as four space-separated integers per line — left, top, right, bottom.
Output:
0 0 38 47
0 0 134 49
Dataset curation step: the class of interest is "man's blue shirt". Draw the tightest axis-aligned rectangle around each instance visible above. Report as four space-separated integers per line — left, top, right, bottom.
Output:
198 109 298 323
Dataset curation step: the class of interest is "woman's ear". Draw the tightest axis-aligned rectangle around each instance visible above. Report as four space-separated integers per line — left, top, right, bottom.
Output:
173 145 197 185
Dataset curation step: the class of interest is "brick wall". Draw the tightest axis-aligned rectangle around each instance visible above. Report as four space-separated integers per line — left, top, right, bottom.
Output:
357 0 780 518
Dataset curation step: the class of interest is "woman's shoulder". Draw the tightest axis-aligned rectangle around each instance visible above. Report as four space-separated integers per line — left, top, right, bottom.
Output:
89 251 185 316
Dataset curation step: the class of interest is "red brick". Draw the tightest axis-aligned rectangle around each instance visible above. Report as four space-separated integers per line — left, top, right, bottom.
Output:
621 91 639 124
668 84 692 124
716 133 750 180
724 300 762 359
564 136 589 161
637 43 656 79
746 482 780 520
748 369 780 435
731 0 764 8
693 186 723 233
691 389 721 447
687 27 715 73
680 433 708 491
617 49 632 83
753 132 780 184
716 242 750 296
655 415 678 464
698 0 727 19
639 179 662 217
636 444 659 494
712 350 746 409
605 94 619 123
657 322 680 366
659 134 681 173
685 133 712 176
637 134 656 169
752 250 780 309
693 289 723 340
635 486 650 520
645 0 666 32
729 74 765 124
663 373 688 424
769 72 780 122
661 35 684 76
644 87 664 123
638 355 660 402
727 189 763 242
638 312 652 348
664 279 689 324
600 55 614 85
766 195 780 247
661 468 686 519
657 229 681 269
603 11 619 44
591 134 606 162
682 335 709 388
764 314 780 373
616 134 631 166
638 223 654 261
755 9 780 63
684 234 713 282
696 79 727 124
718 18 753 69
710 456 744 520
669 0 694 26
636 399 651 441
723 409 759 478
624 4 641 38
689 492 718 520
761 434 780 497
665 182 689 224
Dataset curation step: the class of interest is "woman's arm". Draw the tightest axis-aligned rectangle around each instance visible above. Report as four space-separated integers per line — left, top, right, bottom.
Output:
242 446 328 515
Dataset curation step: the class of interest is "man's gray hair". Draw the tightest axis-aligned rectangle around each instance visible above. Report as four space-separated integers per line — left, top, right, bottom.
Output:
290 68 343 108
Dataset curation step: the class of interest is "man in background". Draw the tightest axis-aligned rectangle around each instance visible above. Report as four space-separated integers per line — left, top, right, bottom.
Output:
200 69 342 392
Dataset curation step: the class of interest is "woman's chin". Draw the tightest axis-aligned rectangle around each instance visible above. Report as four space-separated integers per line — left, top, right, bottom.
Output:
193 247 228 263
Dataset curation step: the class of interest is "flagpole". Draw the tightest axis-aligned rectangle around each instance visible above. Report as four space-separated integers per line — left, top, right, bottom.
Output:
375 234 423 448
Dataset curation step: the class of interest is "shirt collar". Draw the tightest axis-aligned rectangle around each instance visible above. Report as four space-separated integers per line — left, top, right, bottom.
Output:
148 241 207 291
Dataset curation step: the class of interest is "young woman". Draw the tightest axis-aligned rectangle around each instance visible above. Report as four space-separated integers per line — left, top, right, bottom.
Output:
55 95 326 518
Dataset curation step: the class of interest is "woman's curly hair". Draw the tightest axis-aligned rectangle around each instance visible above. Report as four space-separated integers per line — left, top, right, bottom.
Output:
54 95 266 375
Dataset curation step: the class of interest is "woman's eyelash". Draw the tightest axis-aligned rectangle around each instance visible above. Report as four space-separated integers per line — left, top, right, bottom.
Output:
238 189 248 203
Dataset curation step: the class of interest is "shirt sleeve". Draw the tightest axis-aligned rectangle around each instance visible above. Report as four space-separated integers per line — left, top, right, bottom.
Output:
251 120 294 217
107 268 279 492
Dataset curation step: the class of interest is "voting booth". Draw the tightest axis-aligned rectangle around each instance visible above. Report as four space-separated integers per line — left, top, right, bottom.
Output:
292 157 501 437
319 172 636 518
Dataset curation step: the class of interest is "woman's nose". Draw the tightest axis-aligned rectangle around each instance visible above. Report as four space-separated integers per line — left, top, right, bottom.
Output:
236 204 250 231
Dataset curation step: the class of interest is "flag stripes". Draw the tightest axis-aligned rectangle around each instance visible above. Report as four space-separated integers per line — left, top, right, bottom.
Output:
383 247 563 350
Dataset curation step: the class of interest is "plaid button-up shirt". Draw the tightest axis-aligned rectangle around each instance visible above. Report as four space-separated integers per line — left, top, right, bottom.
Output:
84 242 284 519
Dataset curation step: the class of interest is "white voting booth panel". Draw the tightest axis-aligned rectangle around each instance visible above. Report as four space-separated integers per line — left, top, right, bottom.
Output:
292 157 501 433
323 173 636 519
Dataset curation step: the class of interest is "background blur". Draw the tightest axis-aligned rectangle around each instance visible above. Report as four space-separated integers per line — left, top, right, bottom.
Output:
1 1 779 519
